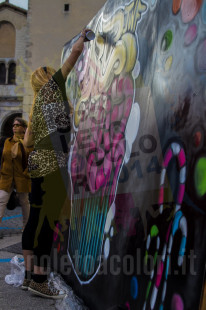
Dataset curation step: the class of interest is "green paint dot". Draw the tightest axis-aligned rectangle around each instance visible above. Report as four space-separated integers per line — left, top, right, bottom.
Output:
161 30 173 51
154 251 158 266
145 250 148 265
195 157 206 197
151 225 159 237
146 281 152 299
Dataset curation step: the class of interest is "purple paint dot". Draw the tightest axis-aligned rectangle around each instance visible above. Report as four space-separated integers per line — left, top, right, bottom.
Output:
184 24 197 46
171 294 184 310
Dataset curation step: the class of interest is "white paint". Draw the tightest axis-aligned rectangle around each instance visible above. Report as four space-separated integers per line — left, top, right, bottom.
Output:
110 226 114 237
162 244 167 261
180 166 186 183
150 286 158 310
160 168 166 186
104 202 116 233
125 102 140 164
104 238 110 259
171 143 181 156
132 60 140 79
146 234 151 250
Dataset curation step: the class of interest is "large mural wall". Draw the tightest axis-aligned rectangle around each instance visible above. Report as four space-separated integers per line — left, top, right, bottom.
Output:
54 0 206 309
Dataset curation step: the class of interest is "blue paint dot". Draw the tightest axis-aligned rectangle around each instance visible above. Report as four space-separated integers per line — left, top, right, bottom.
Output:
131 276 138 300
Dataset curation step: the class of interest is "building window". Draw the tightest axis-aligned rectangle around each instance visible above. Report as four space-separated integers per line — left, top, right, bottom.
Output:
0 63 6 84
8 62 16 84
64 4 70 12
0 21 16 58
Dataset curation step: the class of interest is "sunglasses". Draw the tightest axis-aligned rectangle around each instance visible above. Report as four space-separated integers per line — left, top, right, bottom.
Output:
13 124 22 128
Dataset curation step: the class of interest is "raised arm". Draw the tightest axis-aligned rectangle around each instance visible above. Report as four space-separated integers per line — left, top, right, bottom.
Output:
23 117 34 148
61 29 87 80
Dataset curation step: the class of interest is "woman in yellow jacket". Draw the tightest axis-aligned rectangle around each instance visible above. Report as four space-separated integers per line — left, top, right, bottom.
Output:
0 117 31 228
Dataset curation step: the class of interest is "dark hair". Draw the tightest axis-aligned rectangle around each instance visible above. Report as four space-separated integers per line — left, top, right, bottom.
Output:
13 117 28 129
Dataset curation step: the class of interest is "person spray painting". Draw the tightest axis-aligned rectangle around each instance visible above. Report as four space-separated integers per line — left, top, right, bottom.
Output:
22 28 93 299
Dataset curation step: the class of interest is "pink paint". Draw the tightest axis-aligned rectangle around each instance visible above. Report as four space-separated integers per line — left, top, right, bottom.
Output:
156 261 164 287
120 118 127 132
111 134 124 161
158 186 164 205
87 153 95 167
117 77 124 93
124 97 133 118
166 221 172 242
89 140 96 150
105 112 111 130
96 167 106 190
97 129 103 147
171 294 184 310
93 130 98 142
178 184 185 204
181 0 202 23
97 147 105 161
178 149 186 168
163 148 173 168
104 132 110 151
118 102 124 119
106 99 111 112
113 132 124 143
124 77 134 95
111 105 119 122
184 24 197 45
113 140 125 163
104 153 112 176
125 302 131 310
87 163 97 193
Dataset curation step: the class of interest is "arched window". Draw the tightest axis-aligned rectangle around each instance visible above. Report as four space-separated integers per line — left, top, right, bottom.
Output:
0 21 16 58
0 63 6 84
8 62 16 84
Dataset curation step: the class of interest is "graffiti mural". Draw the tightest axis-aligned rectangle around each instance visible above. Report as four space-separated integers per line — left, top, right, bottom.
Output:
54 0 206 309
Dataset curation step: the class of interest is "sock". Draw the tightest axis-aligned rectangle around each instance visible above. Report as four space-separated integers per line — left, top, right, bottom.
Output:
25 270 33 280
32 274 47 283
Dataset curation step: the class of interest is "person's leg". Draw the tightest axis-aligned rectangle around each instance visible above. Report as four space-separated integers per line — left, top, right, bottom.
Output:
0 189 12 224
21 249 34 290
17 192 30 229
29 218 66 299
28 170 67 298
22 204 41 290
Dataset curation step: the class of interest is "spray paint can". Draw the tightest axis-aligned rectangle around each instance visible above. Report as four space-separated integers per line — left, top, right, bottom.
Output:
85 30 95 41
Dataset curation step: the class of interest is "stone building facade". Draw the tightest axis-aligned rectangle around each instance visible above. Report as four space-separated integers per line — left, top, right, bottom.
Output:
0 0 106 136
0 0 27 136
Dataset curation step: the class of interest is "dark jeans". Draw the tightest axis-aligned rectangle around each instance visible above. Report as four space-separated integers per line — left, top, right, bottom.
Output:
22 168 68 267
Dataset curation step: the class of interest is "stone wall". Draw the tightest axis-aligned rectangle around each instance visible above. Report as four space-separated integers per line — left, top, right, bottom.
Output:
0 4 27 135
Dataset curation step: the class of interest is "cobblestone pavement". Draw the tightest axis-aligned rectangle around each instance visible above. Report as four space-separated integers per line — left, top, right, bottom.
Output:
0 207 56 310
0 206 23 238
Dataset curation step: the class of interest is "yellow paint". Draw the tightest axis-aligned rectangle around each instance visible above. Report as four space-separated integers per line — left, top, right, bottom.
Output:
165 56 173 71
74 0 147 128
